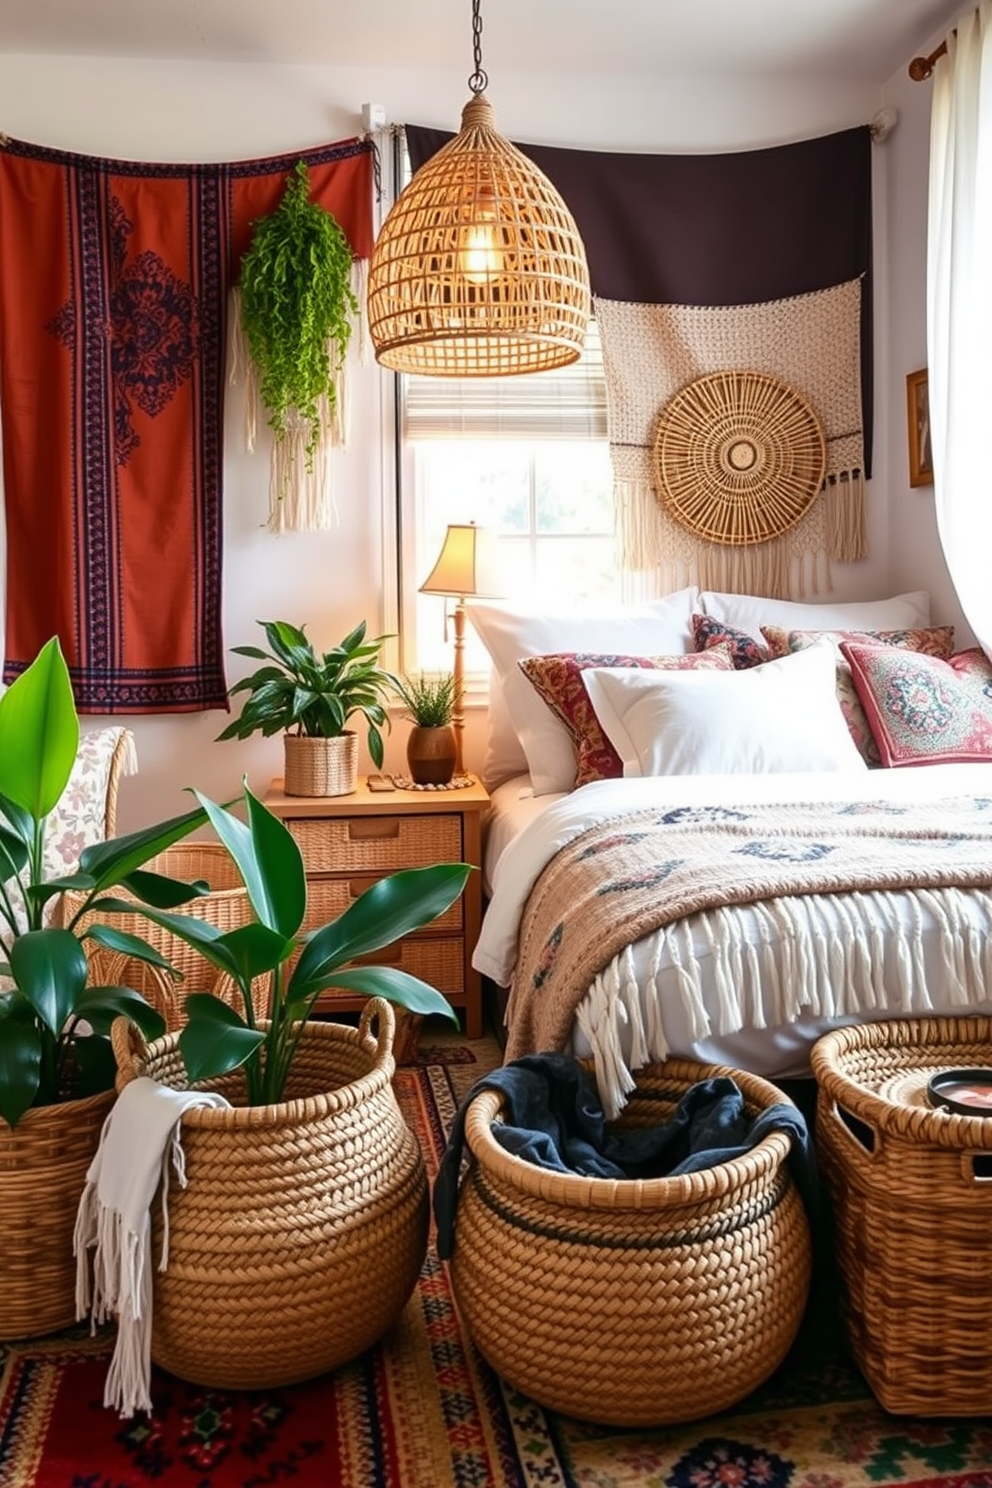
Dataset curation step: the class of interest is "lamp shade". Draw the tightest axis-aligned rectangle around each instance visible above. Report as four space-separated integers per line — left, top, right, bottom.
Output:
419 523 502 599
367 96 591 378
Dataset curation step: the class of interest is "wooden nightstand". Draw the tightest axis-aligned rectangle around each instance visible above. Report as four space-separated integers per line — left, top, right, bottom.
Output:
263 775 490 1037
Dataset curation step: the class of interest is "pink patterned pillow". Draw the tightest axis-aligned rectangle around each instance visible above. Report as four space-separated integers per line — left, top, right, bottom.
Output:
519 645 734 787
760 626 956 766
839 644 992 766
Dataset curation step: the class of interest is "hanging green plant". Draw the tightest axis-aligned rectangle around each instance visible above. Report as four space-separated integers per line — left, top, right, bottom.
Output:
239 160 358 470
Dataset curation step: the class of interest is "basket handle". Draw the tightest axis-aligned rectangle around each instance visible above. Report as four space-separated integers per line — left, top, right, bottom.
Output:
358 996 396 1064
823 1094 882 1162
111 1015 149 1089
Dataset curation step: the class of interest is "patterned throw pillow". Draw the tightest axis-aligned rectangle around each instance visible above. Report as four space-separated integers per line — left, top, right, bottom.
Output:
760 626 957 766
839 644 992 766
691 613 770 669
43 727 135 883
518 645 734 787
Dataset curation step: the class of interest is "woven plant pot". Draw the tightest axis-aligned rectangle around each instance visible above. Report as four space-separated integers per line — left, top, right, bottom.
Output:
284 731 357 797
111 999 428 1389
0 1087 115 1340
812 1016 992 1416
450 1058 811 1426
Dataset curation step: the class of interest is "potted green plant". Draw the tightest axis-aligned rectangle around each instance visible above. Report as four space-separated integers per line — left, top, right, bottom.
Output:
392 671 459 785
218 618 397 797
102 781 471 1391
238 159 359 531
0 638 209 1337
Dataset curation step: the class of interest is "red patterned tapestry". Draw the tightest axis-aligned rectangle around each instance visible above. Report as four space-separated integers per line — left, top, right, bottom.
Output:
0 136 373 712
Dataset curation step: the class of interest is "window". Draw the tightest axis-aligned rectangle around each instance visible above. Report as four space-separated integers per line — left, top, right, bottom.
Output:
398 321 616 674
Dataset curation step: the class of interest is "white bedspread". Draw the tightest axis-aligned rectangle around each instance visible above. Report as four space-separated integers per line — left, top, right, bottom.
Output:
475 765 992 1091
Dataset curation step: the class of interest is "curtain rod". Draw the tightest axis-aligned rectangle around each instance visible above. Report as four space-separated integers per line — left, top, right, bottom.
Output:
909 39 948 80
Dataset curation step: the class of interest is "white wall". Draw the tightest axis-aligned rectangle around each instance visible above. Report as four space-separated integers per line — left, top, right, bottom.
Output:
881 16 973 643
0 52 906 830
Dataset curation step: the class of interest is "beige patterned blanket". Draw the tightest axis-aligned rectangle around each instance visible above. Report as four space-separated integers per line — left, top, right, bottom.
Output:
504 795 992 1076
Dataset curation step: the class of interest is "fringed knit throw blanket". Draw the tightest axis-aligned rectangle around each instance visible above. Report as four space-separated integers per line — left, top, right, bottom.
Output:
504 796 992 1112
0 136 373 711
407 122 872 599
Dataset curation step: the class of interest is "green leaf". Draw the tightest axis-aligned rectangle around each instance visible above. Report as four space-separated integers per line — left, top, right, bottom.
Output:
90 899 242 979
74 985 167 1042
213 922 291 984
0 821 29 882
78 804 208 891
118 869 210 909
288 864 471 1004
83 924 180 973
71 1033 118 1096
9 928 88 1035
312 966 458 1022
0 791 32 847
179 994 265 1083
0 1009 43 1127
0 637 79 819
244 787 306 937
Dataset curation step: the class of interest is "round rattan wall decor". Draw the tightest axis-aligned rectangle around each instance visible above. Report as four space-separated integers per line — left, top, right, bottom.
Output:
652 370 826 547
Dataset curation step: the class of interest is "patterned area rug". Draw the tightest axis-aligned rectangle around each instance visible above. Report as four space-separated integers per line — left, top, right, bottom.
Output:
3 1038 992 1488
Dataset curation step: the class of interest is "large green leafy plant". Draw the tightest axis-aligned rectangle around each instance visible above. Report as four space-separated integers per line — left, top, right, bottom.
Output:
108 784 469 1105
0 640 208 1127
218 619 397 769
240 159 358 470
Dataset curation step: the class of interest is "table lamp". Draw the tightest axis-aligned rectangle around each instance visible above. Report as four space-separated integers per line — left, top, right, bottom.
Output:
419 523 502 776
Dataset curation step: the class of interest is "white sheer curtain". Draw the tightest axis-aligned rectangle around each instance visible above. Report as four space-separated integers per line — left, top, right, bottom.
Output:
927 2 992 654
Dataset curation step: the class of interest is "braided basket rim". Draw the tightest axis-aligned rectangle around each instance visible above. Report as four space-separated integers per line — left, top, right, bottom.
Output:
115 1006 396 1131
812 1015 992 1150
463 1057 795 1211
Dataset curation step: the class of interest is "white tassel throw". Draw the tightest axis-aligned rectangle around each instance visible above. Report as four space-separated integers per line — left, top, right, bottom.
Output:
74 1077 231 1418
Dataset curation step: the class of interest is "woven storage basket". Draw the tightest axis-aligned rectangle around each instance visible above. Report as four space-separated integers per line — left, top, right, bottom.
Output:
450 1058 812 1426
111 998 428 1389
63 843 262 1031
284 732 357 797
812 1016 992 1415
0 1087 115 1340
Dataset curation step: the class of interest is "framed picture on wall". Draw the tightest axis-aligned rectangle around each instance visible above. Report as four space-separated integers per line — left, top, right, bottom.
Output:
906 368 933 487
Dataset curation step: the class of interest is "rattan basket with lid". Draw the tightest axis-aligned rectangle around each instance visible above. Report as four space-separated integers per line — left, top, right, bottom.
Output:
449 1058 812 1427
812 1016 992 1415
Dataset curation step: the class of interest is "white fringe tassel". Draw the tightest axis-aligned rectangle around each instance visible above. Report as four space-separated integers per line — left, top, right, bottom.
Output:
581 887 992 1119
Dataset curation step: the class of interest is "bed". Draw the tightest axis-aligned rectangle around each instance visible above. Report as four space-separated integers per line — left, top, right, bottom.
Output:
468 586 992 1115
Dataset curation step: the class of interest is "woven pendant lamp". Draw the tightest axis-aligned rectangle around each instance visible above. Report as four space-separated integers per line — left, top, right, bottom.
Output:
367 0 591 377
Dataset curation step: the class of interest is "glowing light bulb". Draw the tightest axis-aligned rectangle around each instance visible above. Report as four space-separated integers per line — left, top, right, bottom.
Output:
460 190 502 284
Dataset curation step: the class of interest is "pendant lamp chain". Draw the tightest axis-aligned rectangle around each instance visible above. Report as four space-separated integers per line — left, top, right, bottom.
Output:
468 0 488 95
365 0 592 377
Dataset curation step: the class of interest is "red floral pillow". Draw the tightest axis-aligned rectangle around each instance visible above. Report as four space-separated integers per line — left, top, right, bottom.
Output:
692 613 770 669
518 645 734 787
840 643 992 766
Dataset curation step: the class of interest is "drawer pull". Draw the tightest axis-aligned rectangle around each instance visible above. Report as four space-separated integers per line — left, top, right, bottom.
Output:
355 945 402 965
347 818 401 841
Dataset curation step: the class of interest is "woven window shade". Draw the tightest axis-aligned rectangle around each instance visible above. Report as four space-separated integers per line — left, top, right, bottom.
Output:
367 97 591 378
404 318 606 439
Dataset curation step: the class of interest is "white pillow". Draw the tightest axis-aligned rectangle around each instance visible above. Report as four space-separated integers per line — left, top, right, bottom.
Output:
466 589 699 792
698 590 931 645
583 640 868 778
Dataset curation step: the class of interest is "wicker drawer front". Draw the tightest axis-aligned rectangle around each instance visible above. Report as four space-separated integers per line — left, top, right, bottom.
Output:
289 814 461 873
349 935 465 994
304 874 463 934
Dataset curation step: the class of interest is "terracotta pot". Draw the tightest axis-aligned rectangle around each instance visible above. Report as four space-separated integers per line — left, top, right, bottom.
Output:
406 724 456 785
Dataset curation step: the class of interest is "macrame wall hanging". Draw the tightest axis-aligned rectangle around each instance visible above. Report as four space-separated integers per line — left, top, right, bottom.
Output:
229 160 366 534
597 277 867 598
